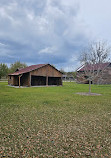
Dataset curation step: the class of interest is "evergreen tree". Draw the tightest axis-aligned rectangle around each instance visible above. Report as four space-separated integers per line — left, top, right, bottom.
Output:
0 63 8 79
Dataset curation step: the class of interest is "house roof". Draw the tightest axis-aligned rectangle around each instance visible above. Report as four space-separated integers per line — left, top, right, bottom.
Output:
77 62 111 72
8 64 62 76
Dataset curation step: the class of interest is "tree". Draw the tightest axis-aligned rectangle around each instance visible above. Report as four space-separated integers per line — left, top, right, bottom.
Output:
77 41 110 93
9 61 27 73
67 71 76 78
0 63 8 79
60 68 66 75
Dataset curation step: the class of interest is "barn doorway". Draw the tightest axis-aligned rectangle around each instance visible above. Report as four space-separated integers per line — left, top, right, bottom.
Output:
31 75 46 86
20 73 29 86
31 76 62 86
14 76 19 86
48 77 62 85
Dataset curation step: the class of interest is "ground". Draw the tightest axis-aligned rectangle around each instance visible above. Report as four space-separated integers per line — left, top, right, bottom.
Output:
0 82 111 157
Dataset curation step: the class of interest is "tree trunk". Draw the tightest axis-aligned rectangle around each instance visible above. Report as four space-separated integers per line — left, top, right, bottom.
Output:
89 80 91 93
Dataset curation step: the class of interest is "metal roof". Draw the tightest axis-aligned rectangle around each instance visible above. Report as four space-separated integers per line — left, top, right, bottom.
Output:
9 64 46 75
8 64 62 76
77 62 111 71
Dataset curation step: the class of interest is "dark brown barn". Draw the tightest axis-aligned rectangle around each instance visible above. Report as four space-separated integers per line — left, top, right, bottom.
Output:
76 62 111 84
8 64 62 87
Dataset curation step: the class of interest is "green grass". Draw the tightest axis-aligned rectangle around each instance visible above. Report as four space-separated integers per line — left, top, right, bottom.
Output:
0 82 111 157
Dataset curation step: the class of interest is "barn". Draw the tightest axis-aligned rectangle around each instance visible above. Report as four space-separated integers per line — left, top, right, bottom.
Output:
76 62 111 84
8 64 62 87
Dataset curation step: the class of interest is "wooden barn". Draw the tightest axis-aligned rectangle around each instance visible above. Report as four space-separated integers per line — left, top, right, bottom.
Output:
76 62 111 84
8 64 62 87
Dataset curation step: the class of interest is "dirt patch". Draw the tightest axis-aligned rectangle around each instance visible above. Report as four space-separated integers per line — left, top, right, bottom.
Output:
76 92 102 96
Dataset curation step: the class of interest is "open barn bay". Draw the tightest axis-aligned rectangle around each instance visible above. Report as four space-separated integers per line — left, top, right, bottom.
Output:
0 82 111 157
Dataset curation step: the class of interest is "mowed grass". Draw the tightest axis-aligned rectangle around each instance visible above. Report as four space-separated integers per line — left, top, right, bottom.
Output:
0 82 111 157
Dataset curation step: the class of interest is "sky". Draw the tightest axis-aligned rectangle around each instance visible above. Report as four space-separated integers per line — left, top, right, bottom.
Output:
0 0 111 71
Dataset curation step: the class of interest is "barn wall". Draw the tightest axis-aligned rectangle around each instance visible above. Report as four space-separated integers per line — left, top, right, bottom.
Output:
77 67 111 84
8 76 14 85
8 76 19 86
30 65 62 77
93 67 111 84
76 72 88 84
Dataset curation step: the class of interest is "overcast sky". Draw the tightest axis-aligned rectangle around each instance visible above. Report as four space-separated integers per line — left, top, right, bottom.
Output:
0 0 111 71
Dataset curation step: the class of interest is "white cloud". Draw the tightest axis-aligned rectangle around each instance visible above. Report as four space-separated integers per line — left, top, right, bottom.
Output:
39 46 57 54
0 42 7 46
1 0 108 71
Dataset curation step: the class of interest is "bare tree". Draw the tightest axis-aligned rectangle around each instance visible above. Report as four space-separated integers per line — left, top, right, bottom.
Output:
77 41 110 93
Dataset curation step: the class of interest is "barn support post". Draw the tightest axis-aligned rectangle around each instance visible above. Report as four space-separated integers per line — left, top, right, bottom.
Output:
19 75 21 87
46 65 49 86
28 73 32 87
29 73 31 87
46 76 48 86
19 74 22 88
19 76 20 88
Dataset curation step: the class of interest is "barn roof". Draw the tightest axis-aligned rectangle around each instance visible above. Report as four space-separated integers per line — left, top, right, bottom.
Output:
77 62 111 72
9 64 62 76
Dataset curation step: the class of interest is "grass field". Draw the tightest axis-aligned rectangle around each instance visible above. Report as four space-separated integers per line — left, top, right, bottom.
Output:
0 82 111 157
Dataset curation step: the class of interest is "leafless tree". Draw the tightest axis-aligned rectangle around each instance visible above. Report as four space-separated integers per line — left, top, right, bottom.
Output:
77 41 110 93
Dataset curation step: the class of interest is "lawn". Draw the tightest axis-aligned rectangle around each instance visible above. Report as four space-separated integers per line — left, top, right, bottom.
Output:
0 82 111 157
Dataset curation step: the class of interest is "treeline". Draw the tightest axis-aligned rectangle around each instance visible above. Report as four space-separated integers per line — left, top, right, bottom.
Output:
0 61 76 79
0 61 27 79
60 69 76 78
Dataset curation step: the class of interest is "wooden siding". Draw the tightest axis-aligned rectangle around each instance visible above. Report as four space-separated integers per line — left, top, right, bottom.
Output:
8 76 14 85
96 67 111 84
30 65 62 77
8 75 19 86
77 67 111 84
